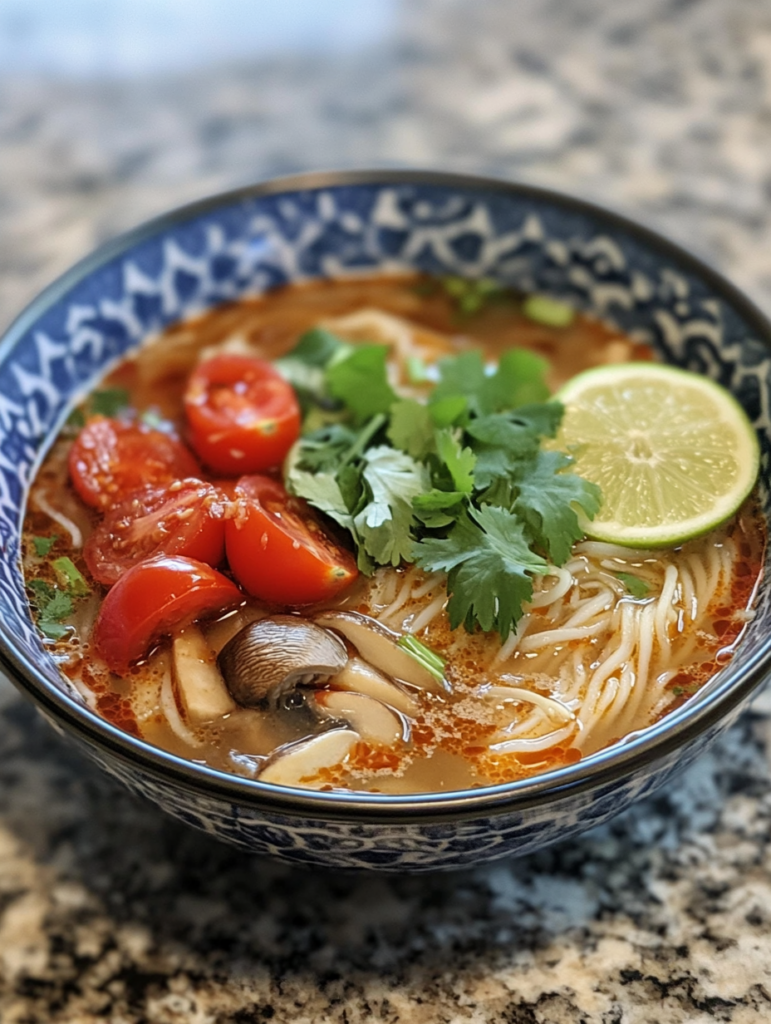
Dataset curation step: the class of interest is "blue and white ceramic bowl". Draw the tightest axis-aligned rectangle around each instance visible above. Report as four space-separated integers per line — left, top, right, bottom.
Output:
1 170 770 871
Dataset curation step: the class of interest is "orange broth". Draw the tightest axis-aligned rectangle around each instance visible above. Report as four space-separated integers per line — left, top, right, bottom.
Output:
22 276 765 793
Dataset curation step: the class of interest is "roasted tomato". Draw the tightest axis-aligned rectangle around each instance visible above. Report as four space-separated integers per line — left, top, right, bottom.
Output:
69 416 201 510
225 475 358 605
184 354 301 475
92 555 242 675
83 479 230 585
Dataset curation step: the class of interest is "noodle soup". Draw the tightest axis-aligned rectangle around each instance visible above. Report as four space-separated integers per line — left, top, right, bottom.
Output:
22 276 765 794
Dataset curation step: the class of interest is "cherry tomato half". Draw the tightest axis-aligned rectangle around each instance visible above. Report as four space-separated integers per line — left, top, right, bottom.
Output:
225 475 358 605
184 354 301 475
92 554 242 675
84 479 230 585
69 416 201 510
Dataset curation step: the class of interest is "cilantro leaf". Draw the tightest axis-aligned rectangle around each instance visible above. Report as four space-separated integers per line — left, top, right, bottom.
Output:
414 506 548 639
511 450 602 564
615 573 650 599
52 556 90 598
28 578 74 639
326 345 398 424
466 413 542 452
431 348 550 418
478 348 550 412
41 588 75 621
284 327 351 367
412 488 467 528
428 394 468 428
32 535 57 557
469 421 541 491
275 328 353 413
28 553 92 643
388 399 435 459
27 578 56 604
354 446 429 566
39 621 72 641
431 352 487 413
434 429 476 494
467 405 563 490
274 319 606 639
90 388 130 418
286 469 354 532
292 424 363 472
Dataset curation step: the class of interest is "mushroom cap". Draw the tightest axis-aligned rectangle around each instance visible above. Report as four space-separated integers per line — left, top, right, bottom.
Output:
217 615 348 708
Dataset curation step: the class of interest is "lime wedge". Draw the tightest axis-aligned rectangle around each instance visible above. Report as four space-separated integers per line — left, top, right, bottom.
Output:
552 362 760 547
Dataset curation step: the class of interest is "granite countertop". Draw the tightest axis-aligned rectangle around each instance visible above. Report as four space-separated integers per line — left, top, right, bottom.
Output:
3 1 771 1020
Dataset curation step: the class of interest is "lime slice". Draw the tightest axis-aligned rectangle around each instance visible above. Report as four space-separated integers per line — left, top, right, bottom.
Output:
552 362 760 547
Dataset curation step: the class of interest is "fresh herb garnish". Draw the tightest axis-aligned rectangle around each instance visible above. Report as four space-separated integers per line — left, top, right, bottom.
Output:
52 557 90 598
66 387 132 431
522 294 575 328
32 535 57 557
441 276 511 315
672 680 701 698
284 328 601 639
90 387 131 417
27 557 92 641
27 578 75 640
397 634 446 682
615 572 650 599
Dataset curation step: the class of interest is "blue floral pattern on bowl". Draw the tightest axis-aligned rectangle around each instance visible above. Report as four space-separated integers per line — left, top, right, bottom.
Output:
2 172 770 871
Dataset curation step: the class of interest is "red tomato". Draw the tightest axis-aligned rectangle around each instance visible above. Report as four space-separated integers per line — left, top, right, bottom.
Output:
83 479 230 585
184 354 301 475
225 475 358 605
92 555 242 675
69 416 201 510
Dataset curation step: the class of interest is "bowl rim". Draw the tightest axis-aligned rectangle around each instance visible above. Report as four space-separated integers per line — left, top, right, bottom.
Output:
2 166 771 824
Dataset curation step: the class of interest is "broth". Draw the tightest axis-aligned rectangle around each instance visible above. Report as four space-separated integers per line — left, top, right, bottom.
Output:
22 275 765 793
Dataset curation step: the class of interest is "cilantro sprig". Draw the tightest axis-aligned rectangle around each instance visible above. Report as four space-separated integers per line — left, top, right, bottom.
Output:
27 557 91 641
282 327 601 639
66 387 131 430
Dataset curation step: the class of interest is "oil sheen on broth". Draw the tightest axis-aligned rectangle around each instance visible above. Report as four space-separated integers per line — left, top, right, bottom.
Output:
22 276 765 794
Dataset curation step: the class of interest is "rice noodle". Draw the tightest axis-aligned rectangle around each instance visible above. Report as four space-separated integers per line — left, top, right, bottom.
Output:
489 721 576 754
407 594 448 635
484 684 575 724
32 491 84 548
370 513 753 762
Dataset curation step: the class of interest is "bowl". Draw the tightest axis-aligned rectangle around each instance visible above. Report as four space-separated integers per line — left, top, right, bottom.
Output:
1 170 769 872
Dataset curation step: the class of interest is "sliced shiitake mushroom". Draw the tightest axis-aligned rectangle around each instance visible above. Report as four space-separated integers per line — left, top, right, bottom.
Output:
314 610 447 694
217 615 348 708
314 690 406 746
172 625 236 724
329 657 419 717
258 728 359 788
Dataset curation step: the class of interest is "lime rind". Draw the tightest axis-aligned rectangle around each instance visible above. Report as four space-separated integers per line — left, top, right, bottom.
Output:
554 362 760 548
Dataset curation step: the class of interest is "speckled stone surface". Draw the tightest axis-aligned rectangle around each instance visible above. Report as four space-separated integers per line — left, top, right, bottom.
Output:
3 1 771 1020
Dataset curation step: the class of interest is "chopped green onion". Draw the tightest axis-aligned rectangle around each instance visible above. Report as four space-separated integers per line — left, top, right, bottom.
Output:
522 294 575 328
397 634 446 683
